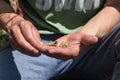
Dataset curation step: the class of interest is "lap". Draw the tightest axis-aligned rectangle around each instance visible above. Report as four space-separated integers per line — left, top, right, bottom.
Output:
54 24 120 80
0 24 120 80
0 45 21 80
0 34 73 80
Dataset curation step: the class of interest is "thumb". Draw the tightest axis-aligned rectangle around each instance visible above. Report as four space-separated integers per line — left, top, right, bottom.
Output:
81 35 98 46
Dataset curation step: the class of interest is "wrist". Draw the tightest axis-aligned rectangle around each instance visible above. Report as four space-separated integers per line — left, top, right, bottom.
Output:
76 26 101 41
0 13 18 29
78 27 98 36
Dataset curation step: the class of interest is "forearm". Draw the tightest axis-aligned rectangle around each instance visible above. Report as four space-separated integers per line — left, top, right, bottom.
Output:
78 0 120 39
0 0 14 13
0 0 18 29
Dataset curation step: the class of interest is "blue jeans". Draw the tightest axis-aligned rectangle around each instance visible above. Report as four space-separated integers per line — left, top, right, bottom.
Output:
53 24 120 80
0 34 73 80
0 24 120 80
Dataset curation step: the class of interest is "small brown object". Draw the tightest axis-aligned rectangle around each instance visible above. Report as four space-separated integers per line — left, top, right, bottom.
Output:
46 41 57 46
46 41 68 48
59 41 68 48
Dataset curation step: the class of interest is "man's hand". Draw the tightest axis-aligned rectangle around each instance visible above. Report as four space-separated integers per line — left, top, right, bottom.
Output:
42 32 98 60
0 13 43 56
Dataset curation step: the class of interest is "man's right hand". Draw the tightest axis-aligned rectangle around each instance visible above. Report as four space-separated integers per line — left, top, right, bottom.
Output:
0 13 43 56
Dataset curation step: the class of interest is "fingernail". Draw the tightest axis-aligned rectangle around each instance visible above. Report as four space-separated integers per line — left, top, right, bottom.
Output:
34 49 39 53
33 50 40 57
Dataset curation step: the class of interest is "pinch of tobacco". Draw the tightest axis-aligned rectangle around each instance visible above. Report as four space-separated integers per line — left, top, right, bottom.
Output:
59 41 68 48
46 41 68 48
46 41 57 46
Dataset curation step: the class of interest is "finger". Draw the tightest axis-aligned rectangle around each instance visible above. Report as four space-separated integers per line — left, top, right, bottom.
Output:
9 36 40 57
32 26 42 44
31 25 43 46
42 45 80 60
9 24 40 56
32 27 45 52
44 47 77 60
18 21 42 50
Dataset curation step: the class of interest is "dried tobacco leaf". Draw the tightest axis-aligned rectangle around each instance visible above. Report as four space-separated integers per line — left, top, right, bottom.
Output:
46 41 68 48
59 41 68 48
45 41 57 46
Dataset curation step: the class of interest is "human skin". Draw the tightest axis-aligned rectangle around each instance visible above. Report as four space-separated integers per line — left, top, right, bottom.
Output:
42 0 120 60
0 0 43 56
0 0 120 59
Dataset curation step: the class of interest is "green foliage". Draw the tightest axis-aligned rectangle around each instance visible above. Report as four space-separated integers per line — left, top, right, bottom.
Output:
0 28 9 51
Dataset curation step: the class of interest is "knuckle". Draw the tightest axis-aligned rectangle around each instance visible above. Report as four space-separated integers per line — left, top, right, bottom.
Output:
17 39 24 44
25 20 32 24
26 35 32 41
18 20 24 24
30 49 40 57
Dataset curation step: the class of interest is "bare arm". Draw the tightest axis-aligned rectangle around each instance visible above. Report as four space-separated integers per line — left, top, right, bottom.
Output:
41 0 120 60
0 0 14 13
0 0 15 29
0 0 42 56
78 0 120 39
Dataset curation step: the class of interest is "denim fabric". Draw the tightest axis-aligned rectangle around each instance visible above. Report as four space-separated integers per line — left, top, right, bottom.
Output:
0 24 120 80
54 24 120 80
0 45 21 80
0 34 73 80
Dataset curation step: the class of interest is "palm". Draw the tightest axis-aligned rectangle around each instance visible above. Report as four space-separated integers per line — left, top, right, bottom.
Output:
42 32 98 60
